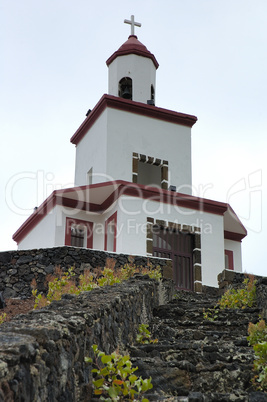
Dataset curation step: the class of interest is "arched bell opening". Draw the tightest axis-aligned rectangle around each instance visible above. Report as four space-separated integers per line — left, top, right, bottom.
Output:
118 77 132 100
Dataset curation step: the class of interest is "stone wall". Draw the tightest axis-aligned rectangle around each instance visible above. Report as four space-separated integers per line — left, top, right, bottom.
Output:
0 276 174 401
0 247 173 299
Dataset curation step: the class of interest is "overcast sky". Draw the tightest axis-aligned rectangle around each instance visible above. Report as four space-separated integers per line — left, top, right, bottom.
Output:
1 0 266 277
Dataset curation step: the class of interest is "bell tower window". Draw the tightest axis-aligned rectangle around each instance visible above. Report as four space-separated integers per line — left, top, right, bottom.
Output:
118 77 132 100
151 85 155 101
132 153 169 190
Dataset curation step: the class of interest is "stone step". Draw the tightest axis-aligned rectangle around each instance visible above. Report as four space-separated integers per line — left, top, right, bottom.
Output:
131 354 255 397
130 341 254 366
129 291 266 399
153 302 260 320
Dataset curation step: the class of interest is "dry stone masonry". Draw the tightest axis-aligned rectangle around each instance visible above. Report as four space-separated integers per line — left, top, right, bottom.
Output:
0 247 172 299
0 276 174 401
0 246 266 401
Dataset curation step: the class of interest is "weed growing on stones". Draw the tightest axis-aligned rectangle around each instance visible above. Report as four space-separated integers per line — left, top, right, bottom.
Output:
202 307 219 322
202 276 257 322
219 276 257 309
0 313 6 325
248 319 267 391
85 344 153 401
136 324 158 345
32 261 162 310
32 267 78 309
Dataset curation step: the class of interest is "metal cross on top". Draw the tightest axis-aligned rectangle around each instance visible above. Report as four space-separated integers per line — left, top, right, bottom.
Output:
124 15 141 36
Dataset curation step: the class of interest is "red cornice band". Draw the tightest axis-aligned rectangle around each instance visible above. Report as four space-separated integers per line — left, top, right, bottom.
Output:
13 181 244 244
70 95 197 145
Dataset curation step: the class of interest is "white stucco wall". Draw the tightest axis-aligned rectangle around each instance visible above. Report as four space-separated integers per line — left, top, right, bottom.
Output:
108 55 156 104
74 110 108 187
106 108 192 193
224 239 243 272
115 196 225 287
74 107 192 192
18 209 57 250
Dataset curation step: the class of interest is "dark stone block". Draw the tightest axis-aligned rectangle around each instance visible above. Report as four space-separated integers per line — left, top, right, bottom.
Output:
189 392 204 402
3 288 16 298
0 292 5 309
249 392 267 402
234 337 249 346
63 256 75 265
17 255 33 264
259 277 267 285
0 252 11 264
44 265 54 274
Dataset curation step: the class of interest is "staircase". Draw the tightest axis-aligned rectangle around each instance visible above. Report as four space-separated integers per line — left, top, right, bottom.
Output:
129 290 266 401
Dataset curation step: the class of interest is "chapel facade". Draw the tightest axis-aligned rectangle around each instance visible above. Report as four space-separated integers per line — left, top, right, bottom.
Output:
13 16 247 289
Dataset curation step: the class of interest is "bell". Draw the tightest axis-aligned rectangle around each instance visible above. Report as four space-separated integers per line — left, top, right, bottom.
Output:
122 86 132 99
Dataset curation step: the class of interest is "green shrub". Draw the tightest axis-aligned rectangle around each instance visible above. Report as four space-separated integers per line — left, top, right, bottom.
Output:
32 267 78 309
202 276 257 322
218 277 257 309
32 262 162 309
136 324 158 345
97 268 121 287
248 319 267 391
85 344 152 401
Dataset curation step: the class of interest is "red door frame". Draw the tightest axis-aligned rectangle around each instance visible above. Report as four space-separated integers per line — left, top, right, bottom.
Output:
104 212 117 252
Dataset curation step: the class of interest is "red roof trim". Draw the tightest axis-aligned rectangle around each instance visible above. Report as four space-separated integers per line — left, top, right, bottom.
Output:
224 230 245 242
56 196 100 213
12 193 57 243
106 35 159 69
70 95 198 145
116 183 228 215
13 181 231 244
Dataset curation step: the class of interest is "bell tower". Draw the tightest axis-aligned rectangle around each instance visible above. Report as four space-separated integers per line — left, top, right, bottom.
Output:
106 15 159 104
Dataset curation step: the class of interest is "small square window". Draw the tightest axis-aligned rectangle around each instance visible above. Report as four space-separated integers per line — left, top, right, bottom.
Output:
225 250 234 270
65 218 93 249
71 225 86 247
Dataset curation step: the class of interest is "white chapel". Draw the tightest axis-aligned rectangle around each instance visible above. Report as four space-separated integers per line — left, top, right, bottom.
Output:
13 16 247 289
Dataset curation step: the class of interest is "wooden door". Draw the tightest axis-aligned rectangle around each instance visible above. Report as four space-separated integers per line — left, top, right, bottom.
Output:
153 227 194 291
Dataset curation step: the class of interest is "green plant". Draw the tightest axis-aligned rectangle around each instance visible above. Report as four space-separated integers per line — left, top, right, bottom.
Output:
78 270 98 292
32 261 163 310
136 324 158 345
46 267 78 301
248 319 267 391
97 268 121 287
203 307 219 322
218 277 257 310
119 264 139 281
0 313 6 325
32 267 78 309
140 265 162 281
85 344 153 401
202 277 257 321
